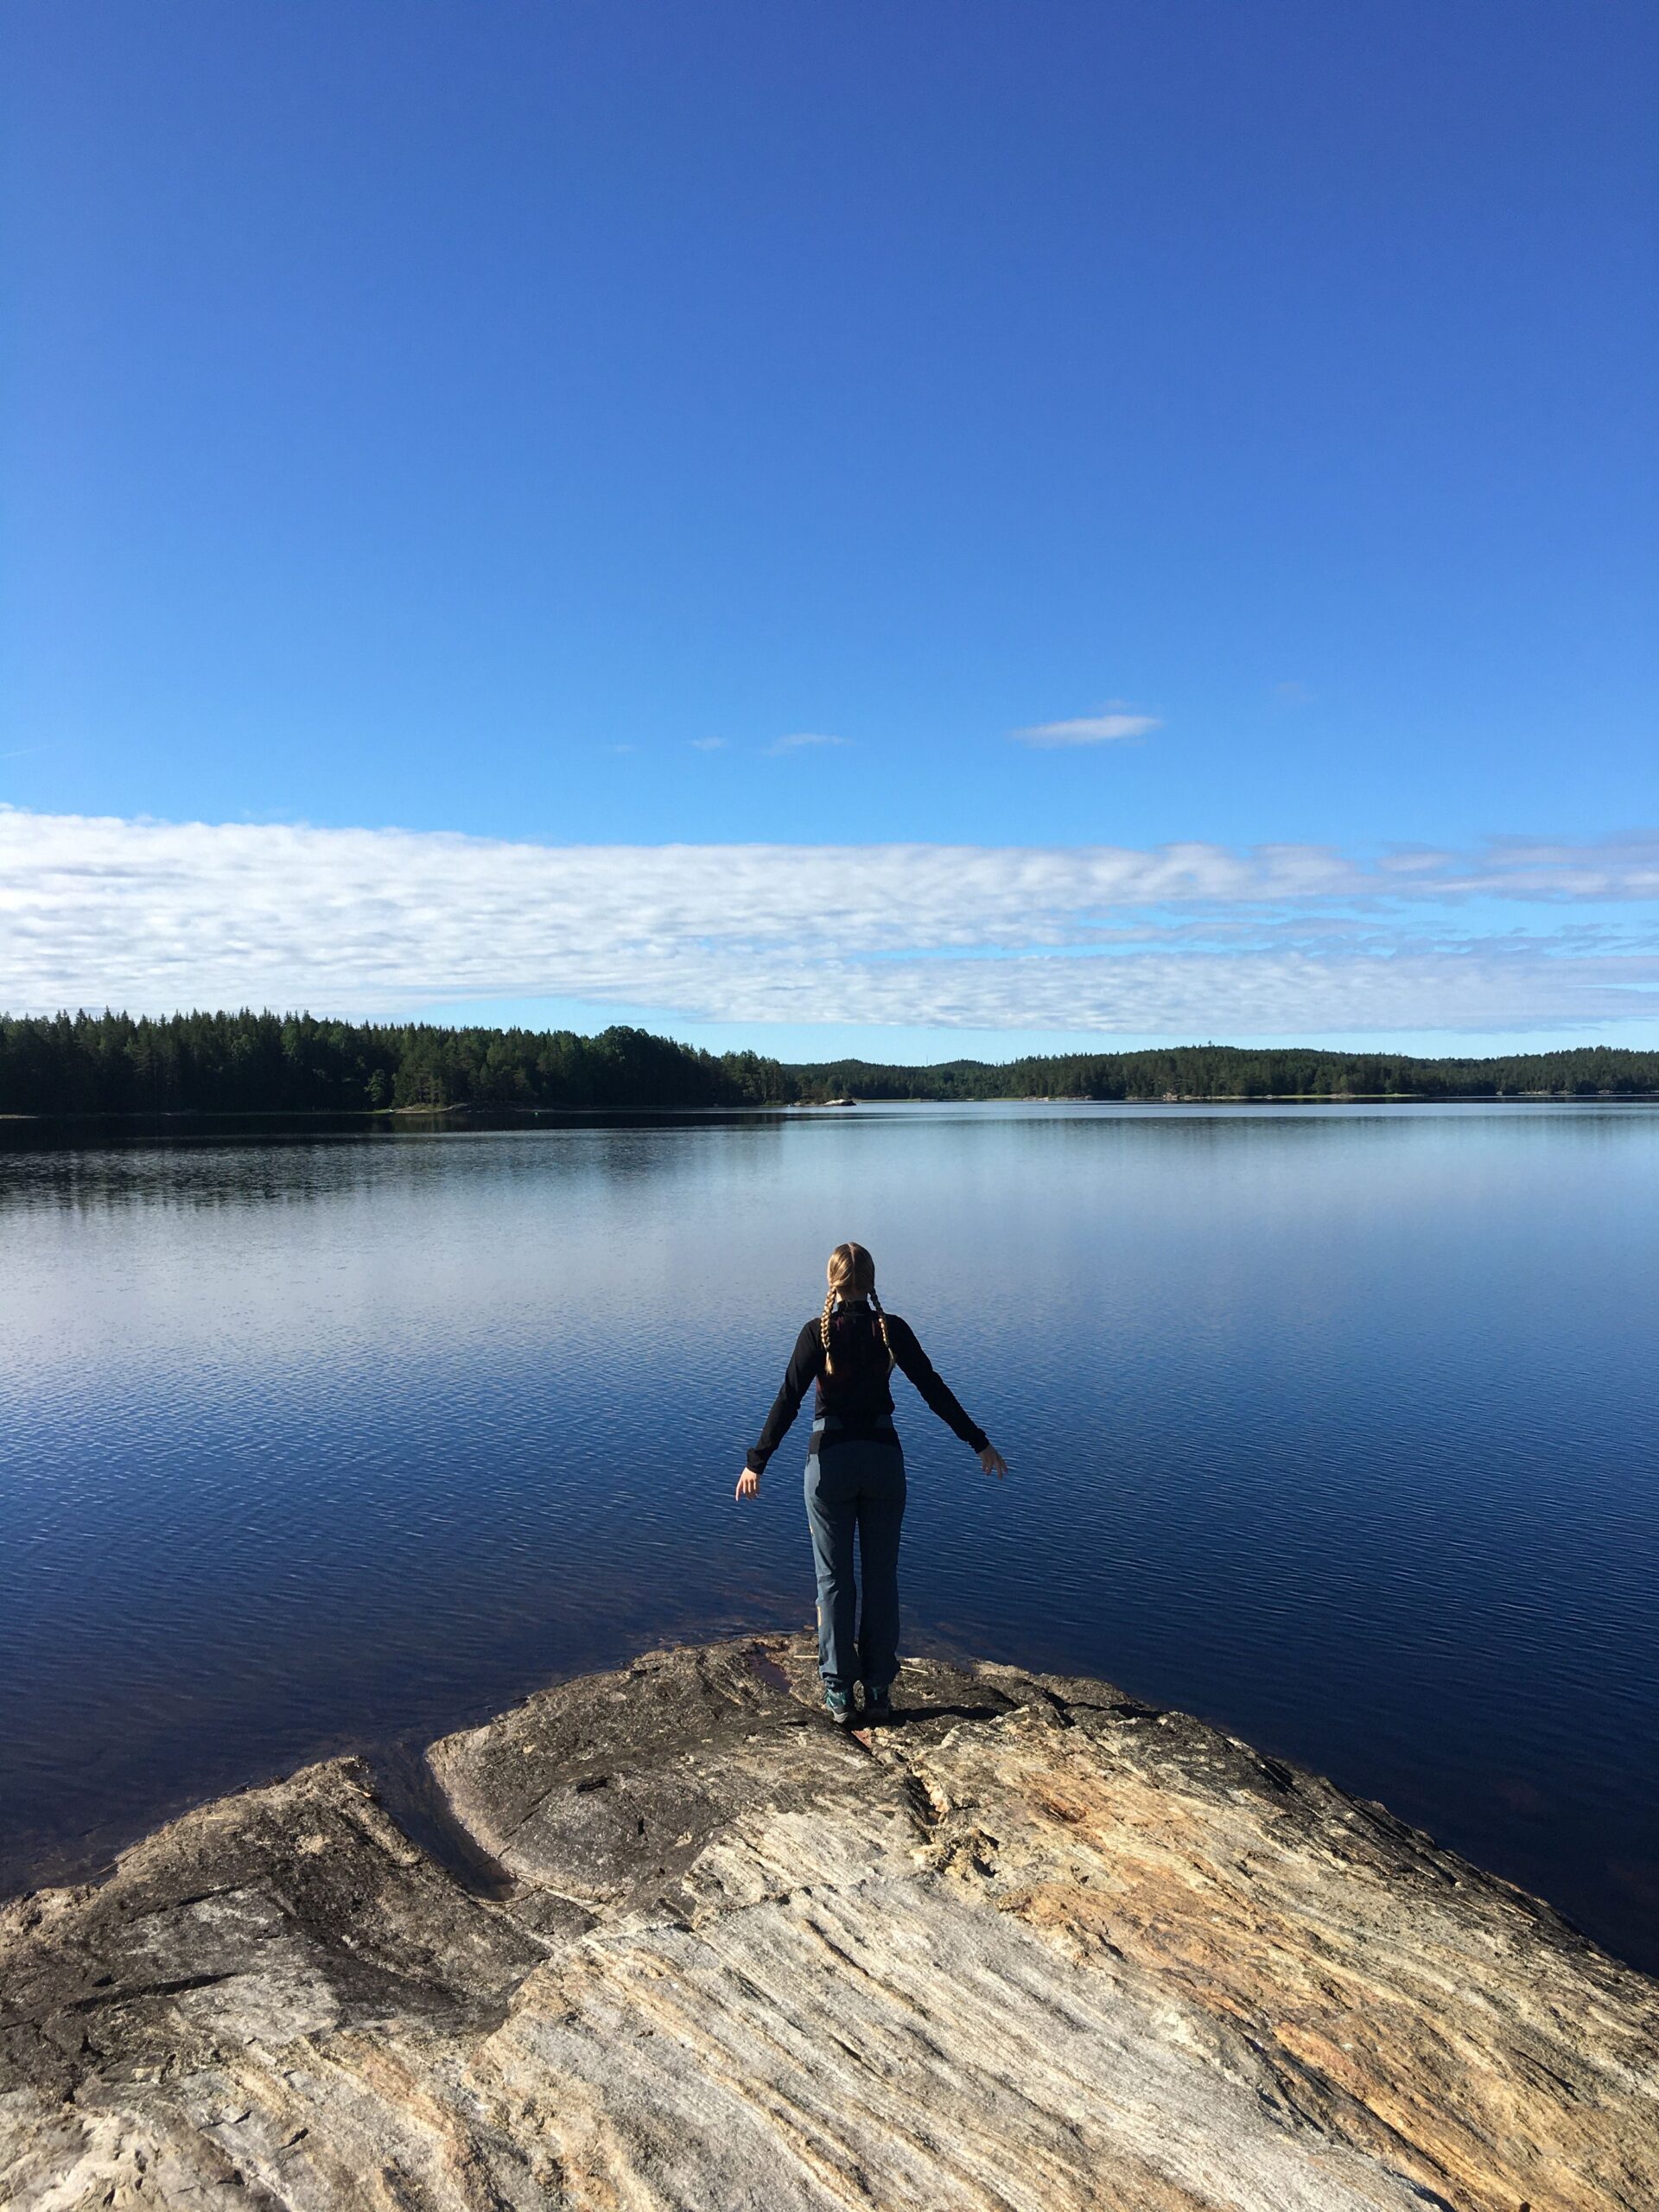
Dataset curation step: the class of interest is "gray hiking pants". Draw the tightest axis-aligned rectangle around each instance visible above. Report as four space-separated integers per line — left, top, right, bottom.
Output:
804 1416 906 1694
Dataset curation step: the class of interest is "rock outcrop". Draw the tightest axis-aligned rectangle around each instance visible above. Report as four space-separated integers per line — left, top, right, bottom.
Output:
2 1634 1656 2210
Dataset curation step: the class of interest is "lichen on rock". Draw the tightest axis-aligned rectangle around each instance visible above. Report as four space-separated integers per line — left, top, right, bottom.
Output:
2 1634 1655 2209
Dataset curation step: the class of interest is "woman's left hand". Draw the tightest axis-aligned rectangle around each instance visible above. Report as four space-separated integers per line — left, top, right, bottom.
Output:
734 1466 760 1501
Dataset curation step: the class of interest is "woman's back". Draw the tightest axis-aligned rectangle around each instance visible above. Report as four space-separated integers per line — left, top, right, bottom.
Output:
815 1301 895 1427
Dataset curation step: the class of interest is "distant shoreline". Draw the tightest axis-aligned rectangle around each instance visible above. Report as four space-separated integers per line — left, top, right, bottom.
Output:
6 1008 1659 1118
4 1089 1659 1128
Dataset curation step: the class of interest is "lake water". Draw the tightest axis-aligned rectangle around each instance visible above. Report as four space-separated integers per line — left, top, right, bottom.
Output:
3 1102 1656 1972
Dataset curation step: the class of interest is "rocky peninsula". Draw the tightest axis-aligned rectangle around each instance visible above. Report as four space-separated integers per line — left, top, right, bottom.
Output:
2 1634 1655 2210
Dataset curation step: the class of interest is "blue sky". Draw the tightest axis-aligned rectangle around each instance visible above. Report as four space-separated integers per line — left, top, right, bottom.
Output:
3 2 1656 1058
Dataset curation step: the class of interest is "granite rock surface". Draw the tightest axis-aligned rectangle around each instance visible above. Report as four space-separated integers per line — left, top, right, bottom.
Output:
2 1633 1656 2210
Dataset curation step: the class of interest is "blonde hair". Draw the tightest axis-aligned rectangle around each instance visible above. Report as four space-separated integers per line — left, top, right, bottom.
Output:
820 1242 893 1373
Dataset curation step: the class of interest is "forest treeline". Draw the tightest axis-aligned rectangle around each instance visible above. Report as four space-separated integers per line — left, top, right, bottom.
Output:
3 1009 1658 1116
787 1044 1659 1102
0 1011 791 1115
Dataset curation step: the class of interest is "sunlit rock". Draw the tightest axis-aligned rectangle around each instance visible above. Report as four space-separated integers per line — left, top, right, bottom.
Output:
3 1635 1655 2209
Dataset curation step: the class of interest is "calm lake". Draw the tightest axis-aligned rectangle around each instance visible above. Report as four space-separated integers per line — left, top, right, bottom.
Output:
3 1102 1656 1971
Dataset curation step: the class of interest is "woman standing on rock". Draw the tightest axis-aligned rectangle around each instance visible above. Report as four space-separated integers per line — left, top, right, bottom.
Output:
736 1242 1006 1726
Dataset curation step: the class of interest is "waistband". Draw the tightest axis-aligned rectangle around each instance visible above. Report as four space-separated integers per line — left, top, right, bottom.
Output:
810 1412 899 1447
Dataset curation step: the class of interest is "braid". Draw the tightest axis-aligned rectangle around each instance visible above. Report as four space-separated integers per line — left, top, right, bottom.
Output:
869 1289 894 1371
819 1287 837 1374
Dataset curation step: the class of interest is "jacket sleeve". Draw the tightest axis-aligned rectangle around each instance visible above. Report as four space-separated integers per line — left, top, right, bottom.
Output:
747 1320 823 1474
887 1315 988 1453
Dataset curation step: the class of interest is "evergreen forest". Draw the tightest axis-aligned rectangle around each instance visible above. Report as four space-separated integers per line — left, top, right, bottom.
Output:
3 1009 1657 1117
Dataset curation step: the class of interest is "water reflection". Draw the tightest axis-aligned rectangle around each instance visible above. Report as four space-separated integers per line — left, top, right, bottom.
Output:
3 1102 1656 1974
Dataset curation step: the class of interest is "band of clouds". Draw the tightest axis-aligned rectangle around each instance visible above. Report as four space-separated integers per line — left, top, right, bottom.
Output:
2 807 1656 1034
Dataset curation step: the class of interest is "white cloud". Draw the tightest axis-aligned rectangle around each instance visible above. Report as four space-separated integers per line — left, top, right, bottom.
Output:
765 732 848 755
1011 713 1160 747
690 737 728 751
1 808 1656 1038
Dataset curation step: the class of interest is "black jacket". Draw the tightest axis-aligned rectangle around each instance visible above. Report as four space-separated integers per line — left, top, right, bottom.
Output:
746 1300 988 1473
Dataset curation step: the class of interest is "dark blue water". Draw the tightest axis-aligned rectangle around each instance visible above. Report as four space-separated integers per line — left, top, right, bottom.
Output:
3 1103 1656 1972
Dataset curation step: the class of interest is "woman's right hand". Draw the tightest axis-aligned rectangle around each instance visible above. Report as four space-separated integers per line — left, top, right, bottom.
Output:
979 1444 1007 1480
734 1466 760 1501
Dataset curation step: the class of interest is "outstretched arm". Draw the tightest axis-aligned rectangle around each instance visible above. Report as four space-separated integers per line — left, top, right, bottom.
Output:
735 1321 820 1500
887 1316 1003 1475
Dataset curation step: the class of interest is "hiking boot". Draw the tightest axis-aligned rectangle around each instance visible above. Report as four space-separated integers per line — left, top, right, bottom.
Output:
862 1685 893 1726
823 1687 855 1727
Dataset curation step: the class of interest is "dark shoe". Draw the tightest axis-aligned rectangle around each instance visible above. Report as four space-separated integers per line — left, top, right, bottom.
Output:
862 1685 893 1726
824 1687 855 1727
